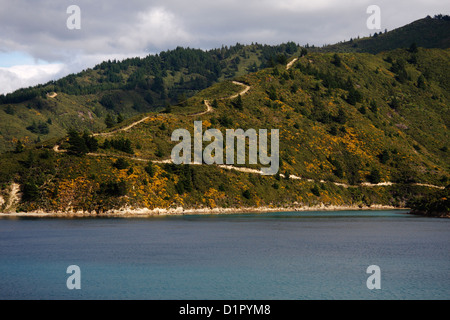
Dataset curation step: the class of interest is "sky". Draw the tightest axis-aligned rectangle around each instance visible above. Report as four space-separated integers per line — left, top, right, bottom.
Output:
0 0 448 95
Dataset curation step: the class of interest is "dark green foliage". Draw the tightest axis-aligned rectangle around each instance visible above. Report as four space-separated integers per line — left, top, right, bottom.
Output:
105 114 115 128
408 188 449 216
117 113 124 123
26 121 49 135
358 106 367 114
14 140 24 153
175 165 193 194
218 115 233 127
155 146 164 158
334 108 347 124
144 162 155 177
331 53 342 67
99 180 127 197
113 158 129 170
242 189 251 199
311 185 321 196
82 132 99 152
233 94 243 111
100 94 116 110
39 149 51 159
378 150 390 164
389 97 400 109
408 42 418 53
102 137 133 154
5 105 14 115
21 181 39 202
346 87 363 105
367 168 381 184
417 75 426 89
369 100 378 113
267 85 277 101
67 130 89 156
328 157 344 178
391 59 408 83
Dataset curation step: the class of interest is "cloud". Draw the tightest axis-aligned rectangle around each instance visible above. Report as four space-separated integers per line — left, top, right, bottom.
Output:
0 64 65 95
116 7 194 52
0 0 449 93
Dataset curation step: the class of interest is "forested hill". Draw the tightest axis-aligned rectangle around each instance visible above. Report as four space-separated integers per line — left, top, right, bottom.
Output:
0 15 449 154
0 46 448 214
320 15 450 54
0 43 299 153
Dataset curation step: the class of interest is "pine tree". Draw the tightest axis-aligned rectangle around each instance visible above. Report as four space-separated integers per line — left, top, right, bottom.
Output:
105 114 115 128
68 130 88 155
14 140 24 153
234 94 243 110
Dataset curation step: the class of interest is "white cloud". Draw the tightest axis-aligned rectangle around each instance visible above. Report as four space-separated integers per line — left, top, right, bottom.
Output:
0 0 449 94
0 64 65 95
116 7 193 51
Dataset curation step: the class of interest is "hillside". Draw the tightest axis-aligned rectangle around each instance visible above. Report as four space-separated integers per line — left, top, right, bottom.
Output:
320 15 450 54
0 47 448 215
0 43 298 153
1 15 449 154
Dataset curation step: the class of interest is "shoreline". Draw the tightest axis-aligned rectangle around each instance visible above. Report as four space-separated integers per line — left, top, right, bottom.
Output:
0 204 410 218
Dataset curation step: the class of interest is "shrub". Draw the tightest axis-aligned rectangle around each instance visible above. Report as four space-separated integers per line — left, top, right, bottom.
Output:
113 158 129 170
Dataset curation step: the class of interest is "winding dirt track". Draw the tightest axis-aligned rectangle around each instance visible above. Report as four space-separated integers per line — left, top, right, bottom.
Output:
286 58 298 70
51 58 445 191
93 116 150 137
191 81 251 117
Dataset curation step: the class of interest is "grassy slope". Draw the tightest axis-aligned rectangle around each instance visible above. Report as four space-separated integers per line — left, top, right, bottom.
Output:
0 48 448 213
0 45 272 153
320 16 450 53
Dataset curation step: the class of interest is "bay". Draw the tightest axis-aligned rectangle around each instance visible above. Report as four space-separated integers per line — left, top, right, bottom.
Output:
0 210 448 300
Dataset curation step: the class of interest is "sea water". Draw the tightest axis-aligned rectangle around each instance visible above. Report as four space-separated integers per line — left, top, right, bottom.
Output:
0 210 448 300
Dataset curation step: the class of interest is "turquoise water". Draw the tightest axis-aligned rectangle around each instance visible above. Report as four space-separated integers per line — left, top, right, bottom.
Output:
0 210 448 300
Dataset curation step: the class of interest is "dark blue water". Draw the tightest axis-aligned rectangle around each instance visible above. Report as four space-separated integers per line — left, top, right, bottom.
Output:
0 210 448 300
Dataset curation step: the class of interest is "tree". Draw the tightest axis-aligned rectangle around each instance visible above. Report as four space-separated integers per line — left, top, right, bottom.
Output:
67 130 88 155
234 94 243 110
346 87 363 105
14 140 24 153
105 114 115 128
82 132 99 152
367 168 381 184
5 105 15 115
144 162 155 177
417 75 426 89
311 185 321 196
378 150 390 164
21 181 39 202
408 42 418 54
331 53 342 67
335 108 347 124
113 158 129 170
267 85 277 101
117 113 124 123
